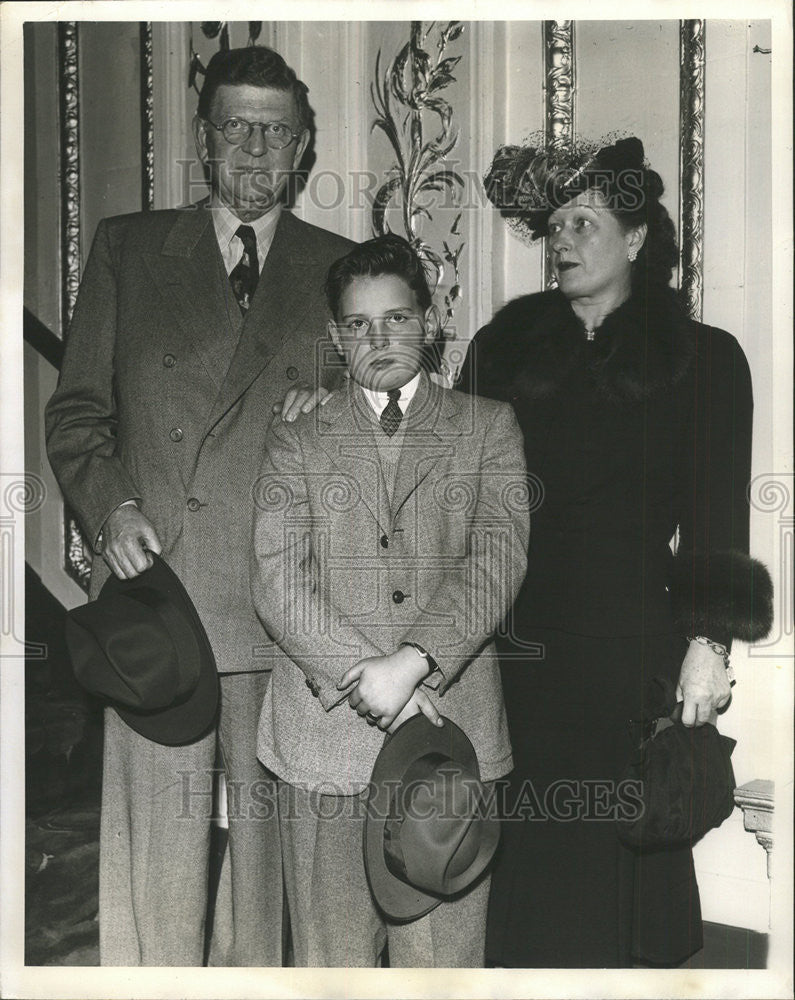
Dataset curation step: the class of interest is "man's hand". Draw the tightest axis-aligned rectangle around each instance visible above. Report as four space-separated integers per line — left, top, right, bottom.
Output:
676 639 732 727
101 505 162 579
272 385 332 422
337 646 438 730
387 688 443 734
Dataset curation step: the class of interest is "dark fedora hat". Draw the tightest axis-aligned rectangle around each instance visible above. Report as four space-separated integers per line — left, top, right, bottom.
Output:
364 714 500 922
65 554 219 746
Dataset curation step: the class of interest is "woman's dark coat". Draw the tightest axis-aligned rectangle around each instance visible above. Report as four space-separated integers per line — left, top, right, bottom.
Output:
460 286 772 967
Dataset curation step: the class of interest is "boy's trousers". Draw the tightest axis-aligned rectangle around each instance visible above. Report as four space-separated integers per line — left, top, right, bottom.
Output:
277 780 491 967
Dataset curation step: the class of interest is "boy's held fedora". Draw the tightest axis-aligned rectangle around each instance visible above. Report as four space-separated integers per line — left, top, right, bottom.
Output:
65 553 218 745
364 714 500 922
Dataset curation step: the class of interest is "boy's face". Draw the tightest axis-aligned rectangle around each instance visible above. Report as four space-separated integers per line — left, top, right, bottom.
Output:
329 274 437 392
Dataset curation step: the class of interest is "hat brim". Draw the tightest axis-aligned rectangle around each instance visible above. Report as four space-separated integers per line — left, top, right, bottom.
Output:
98 554 219 746
363 714 485 923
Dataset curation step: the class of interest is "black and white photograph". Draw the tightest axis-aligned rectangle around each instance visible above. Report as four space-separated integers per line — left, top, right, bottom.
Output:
1 2 792 998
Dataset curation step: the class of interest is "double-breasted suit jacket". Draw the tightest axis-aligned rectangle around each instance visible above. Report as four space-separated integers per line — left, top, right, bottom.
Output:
251 374 530 793
46 204 354 674
45 202 355 966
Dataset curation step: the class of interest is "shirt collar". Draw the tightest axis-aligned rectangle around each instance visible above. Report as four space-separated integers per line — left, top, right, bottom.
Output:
361 371 422 416
210 197 282 263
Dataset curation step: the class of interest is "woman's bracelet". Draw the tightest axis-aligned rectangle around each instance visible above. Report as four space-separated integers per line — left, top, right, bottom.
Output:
688 635 736 687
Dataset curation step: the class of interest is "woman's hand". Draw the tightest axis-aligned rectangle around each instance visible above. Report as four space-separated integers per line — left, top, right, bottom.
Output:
676 640 732 727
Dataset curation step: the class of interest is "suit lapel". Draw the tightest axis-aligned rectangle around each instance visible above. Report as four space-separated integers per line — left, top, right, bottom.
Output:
204 211 320 432
314 385 392 534
391 375 465 519
143 203 237 389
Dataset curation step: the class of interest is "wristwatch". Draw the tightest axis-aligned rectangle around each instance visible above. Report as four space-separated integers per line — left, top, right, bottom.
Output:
400 641 437 672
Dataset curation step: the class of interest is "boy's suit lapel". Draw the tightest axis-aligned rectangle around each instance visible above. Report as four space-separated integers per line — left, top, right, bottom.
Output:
391 374 465 520
313 383 392 534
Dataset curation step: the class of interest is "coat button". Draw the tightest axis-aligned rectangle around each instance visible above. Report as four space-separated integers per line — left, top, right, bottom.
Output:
392 590 405 604
380 534 389 549
163 354 176 368
286 366 299 380
169 427 183 442
187 497 201 512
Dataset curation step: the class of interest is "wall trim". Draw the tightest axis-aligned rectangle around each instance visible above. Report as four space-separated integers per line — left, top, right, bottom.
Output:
57 21 90 592
140 22 154 211
679 19 707 321
542 20 575 289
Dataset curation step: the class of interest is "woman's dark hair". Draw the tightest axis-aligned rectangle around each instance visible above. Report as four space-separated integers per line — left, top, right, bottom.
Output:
325 234 434 320
197 46 311 132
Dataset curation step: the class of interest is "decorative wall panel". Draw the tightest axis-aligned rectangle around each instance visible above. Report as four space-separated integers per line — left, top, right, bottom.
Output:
140 22 154 211
543 20 575 288
679 19 706 321
57 22 91 591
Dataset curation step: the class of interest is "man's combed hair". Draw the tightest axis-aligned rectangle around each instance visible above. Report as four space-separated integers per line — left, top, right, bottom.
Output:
325 234 434 320
197 46 311 131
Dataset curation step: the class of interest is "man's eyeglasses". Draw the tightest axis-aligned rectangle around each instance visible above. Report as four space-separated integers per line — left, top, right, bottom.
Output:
204 117 303 149
332 313 423 339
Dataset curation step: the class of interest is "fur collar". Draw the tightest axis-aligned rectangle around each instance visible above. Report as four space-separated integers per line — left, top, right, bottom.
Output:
485 286 696 404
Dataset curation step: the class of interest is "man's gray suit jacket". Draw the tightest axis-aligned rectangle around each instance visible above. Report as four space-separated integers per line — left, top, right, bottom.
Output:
46 203 354 674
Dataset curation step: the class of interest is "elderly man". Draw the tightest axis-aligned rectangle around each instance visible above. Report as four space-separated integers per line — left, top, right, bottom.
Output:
46 45 353 966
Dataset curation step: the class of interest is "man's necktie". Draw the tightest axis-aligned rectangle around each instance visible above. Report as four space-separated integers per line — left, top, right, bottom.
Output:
229 224 259 315
380 388 403 437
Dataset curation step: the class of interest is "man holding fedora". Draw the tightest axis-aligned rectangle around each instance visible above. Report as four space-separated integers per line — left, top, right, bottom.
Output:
46 45 353 966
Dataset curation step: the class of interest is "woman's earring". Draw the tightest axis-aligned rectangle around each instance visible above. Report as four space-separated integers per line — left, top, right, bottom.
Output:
627 247 639 262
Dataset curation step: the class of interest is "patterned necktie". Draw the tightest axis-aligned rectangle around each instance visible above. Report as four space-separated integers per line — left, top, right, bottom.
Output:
229 224 259 315
380 388 403 437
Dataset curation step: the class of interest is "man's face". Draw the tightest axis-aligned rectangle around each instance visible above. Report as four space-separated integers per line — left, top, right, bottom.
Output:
194 84 309 221
330 274 437 392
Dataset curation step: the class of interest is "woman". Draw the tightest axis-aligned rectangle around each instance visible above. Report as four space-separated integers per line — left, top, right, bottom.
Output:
459 136 773 967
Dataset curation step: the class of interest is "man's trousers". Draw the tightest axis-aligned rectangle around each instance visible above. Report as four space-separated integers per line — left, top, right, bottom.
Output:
99 671 281 966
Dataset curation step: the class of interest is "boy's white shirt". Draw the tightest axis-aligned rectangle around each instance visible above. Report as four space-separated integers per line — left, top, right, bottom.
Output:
360 371 421 417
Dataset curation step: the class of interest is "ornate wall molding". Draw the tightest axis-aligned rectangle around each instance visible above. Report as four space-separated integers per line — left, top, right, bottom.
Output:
543 21 576 150
140 22 154 211
543 21 575 289
58 21 91 591
734 780 774 878
58 22 81 336
679 19 706 322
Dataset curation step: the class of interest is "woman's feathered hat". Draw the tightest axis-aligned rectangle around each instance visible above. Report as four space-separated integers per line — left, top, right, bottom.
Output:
484 133 650 244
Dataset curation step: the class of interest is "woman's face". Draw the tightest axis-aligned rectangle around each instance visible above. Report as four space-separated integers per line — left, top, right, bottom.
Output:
547 189 644 304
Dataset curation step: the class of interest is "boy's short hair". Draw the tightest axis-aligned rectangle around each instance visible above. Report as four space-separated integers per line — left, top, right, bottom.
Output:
325 234 434 320
197 46 311 131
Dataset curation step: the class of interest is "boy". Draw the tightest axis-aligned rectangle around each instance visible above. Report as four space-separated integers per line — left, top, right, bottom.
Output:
251 234 529 966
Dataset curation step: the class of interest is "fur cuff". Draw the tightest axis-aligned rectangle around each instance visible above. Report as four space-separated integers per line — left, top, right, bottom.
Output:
671 549 774 644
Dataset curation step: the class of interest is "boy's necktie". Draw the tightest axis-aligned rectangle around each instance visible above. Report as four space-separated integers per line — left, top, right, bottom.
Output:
229 224 259 314
380 388 403 437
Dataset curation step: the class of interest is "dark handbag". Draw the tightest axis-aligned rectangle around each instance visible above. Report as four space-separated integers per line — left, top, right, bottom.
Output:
616 700 737 850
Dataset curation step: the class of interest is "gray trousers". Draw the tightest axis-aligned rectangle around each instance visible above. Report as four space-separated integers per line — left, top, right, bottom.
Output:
278 782 490 967
99 671 281 966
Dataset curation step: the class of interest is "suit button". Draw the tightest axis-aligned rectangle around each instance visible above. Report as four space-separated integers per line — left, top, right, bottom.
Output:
169 427 183 442
163 354 176 368
392 590 405 604
380 534 389 549
187 497 201 512
286 366 299 380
